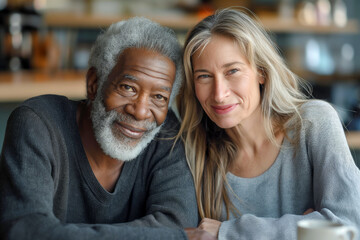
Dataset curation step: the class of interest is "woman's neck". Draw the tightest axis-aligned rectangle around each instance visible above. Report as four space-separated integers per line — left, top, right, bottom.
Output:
225 107 284 178
225 105 267 151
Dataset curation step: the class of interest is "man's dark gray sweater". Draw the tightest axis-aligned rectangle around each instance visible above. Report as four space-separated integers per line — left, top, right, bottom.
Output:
0 95 198 240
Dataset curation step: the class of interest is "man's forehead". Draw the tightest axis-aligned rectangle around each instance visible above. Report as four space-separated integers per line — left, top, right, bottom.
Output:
114 48 176 84
118 47 170 62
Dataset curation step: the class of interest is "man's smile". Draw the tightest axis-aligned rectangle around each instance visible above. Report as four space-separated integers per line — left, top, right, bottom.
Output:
114 121 147 139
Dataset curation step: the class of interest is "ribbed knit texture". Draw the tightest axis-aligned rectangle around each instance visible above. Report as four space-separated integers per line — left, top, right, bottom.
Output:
0 94 198 240
219 100 360 240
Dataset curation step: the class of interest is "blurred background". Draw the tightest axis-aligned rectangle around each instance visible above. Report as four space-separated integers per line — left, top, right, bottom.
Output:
0 0 359 164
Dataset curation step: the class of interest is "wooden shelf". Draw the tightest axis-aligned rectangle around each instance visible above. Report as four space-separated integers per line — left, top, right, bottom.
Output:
44 12 201 30
291 69 360 84
346 131 360 149
44 12 359 34
0 71 86 102
259 15 359 34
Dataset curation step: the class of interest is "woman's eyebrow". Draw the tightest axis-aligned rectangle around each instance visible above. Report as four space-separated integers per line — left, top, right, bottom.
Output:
222 61 244 68
194 69 210 73
194 62 245 73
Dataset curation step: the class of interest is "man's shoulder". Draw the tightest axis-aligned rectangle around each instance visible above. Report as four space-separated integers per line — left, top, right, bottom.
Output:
140 108 183 159
8 95 79 131
22 94 72 108
158 109 180 138
137 108 186 172
164 109 180 126
19 94 78 117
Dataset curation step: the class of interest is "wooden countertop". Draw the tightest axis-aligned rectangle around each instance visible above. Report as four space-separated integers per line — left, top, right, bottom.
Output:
0 71 86 101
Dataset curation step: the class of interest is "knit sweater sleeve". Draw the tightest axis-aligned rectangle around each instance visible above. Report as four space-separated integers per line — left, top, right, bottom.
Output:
118 110 199 229
0 106 187 240
218 100 360 240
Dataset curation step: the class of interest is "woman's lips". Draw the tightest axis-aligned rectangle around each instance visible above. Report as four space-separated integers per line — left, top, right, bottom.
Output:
114 122 146 139
211 104 238 114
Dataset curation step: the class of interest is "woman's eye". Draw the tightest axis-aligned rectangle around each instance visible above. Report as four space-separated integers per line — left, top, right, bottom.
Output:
195 74 212 82
227 69 239 75
198 74 210 79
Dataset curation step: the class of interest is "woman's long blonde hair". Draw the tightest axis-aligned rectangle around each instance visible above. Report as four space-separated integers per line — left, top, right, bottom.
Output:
176 8 310 220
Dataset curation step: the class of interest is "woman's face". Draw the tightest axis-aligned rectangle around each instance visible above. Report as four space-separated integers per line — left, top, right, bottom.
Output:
192 34 264 129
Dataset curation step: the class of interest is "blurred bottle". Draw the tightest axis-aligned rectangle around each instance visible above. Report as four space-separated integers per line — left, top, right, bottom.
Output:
0 0 44 71
279 0 294 19
316 0 331 25
0 0 6 10
332 0 347 27
304 38 335 75
297 0 317 25
337 42 354 74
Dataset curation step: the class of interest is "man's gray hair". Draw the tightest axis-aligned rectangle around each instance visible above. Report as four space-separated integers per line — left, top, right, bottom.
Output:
88 17 183 105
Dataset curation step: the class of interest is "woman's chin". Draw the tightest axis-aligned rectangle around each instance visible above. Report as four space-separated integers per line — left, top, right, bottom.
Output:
214 120 239 129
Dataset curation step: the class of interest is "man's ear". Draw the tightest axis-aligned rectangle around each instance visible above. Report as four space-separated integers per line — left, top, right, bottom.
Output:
86 67 98 101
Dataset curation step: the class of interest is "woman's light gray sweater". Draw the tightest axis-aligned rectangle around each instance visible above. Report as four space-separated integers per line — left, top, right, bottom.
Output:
219 100 360 240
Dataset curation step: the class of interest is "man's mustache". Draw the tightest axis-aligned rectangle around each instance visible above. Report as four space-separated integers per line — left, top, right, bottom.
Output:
111 110 157 132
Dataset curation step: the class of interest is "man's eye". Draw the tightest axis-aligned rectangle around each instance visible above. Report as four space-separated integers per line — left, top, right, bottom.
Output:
155 94 167 101
121 85 134 92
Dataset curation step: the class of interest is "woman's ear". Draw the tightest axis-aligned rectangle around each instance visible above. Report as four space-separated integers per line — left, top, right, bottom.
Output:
86 67 98 101
259 75 265 85
257 68 265 85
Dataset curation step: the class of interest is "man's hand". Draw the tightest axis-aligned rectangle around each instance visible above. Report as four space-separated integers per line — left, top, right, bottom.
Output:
185 228 217 240
198 218 221 238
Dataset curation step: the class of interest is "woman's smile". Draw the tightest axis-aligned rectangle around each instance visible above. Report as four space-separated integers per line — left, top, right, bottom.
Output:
211 104 238 114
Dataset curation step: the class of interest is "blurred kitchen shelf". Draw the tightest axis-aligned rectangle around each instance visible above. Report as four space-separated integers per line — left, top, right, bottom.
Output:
44 12 201 30
0 70 86 102
346 131 360 149
0 69 359 149
292 70 360 84
258 15 359 34
44 12 359 34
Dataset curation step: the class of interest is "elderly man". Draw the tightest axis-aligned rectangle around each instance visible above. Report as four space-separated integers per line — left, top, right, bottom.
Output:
0 17 205 240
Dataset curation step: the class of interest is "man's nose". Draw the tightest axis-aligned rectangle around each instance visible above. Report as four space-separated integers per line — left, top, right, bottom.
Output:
213 76 229 103
124 93 152 121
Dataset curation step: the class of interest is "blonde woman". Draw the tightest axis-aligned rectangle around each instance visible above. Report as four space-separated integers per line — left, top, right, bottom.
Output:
178 8 360 239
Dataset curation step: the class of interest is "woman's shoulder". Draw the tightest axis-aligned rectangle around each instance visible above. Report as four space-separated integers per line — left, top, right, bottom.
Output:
298 100 344 137
300 99 339 120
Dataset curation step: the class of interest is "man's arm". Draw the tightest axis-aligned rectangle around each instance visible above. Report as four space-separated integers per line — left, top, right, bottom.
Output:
120 111 199 229
0 106 188 240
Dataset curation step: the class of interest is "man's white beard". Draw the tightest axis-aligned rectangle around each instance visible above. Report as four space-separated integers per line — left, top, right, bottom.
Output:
90 94 162 161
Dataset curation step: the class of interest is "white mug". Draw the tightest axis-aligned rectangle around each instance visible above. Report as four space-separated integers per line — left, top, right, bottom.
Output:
297 219 358 240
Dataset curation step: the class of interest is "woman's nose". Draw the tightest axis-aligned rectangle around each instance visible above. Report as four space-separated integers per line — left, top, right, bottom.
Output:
213 77 229 103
